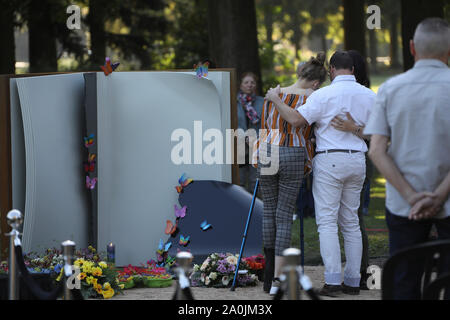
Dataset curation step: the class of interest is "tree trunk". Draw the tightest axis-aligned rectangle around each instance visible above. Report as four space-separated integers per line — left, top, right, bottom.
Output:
368 29 378 74
207 0 262 95
343 0 367 58
321 33 328 53
389 11 401 69
262 0 274 70
28 0 57 73
0 1 16 74
401 0 444 71
88 0 108 68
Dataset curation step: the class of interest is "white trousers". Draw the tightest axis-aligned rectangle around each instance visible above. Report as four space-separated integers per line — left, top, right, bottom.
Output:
312 152 366 287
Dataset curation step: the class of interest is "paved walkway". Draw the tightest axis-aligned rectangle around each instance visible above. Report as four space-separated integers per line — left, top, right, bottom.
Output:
109 265 381 300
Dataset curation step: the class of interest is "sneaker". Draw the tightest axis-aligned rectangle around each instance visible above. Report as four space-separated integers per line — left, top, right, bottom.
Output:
269 278 281 296
342 283 360 295
318 284 342 297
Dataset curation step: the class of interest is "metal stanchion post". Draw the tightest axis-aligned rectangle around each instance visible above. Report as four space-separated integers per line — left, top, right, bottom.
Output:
283 248 301 300
7 209 23 300
174 251 194 300
61 240 76 300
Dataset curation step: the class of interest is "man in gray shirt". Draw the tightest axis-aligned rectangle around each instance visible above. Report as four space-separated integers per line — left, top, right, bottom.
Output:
365 17 450 299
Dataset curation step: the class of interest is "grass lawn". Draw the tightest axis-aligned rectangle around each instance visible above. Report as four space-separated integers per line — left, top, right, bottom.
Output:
290 169 390 265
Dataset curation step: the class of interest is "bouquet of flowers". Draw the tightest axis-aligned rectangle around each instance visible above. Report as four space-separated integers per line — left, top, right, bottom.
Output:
66 258 122 299
242 254 265 280
190 253 258 288
117 261 172 289
0 261 8 274
22 248 64 274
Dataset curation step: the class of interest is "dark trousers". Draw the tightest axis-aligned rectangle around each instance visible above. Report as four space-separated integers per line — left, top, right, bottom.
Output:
385 209 450 299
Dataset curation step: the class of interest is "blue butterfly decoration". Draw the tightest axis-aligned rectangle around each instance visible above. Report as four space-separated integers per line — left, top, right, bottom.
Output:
156 238 172 262
200 220 212 231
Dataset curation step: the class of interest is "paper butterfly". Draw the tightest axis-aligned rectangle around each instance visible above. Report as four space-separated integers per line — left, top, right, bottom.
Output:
156 239 172 262
83 153 96 173
175 173 193 193
165 256 176 267
165 219 179 236
193 61 209 79
179 235 190 247
100 57 120 76
84 134 94 148
86 176 98 189
174 204 187 219
200 220 212 231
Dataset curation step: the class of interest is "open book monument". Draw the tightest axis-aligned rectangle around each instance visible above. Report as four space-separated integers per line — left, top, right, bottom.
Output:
1 70 262 265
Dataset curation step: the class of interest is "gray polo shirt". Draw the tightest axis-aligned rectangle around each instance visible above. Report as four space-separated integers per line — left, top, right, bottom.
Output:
364 59 450 218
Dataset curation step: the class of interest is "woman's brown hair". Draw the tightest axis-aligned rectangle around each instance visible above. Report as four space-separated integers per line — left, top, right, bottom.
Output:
296 52 327 84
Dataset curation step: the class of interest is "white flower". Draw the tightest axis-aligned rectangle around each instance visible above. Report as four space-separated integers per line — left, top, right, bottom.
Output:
226 255 238 266
250 274 257 281
200 261 209 271
209 272 217 280
200 273 206 282
222 276 230 286
205 276 211 286
193 264 200 272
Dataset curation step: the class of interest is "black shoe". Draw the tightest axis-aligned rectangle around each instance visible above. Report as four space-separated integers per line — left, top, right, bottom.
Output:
263 248 275 293
342 283 360 295
319 284 342 297
359 273 370 290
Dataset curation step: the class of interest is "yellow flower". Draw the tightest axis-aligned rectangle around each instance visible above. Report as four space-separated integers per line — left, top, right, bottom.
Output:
102 288 114 299
74 259 85 267
82 261 94 274
99 261 108 269
119 284 125 289
77 272 87 281
127 276 134 281
86 276 95 285
91 267 102 277
103 282 111 290
94 283 103 294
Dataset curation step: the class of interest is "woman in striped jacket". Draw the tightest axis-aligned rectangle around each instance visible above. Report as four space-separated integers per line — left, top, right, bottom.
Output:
255 53 327 295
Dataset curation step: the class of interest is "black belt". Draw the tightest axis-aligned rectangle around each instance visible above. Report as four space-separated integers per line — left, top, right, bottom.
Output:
316 149 362 154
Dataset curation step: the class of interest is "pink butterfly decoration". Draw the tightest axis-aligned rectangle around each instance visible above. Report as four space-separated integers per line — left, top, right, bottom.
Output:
86 176 98 189
174 204 187 219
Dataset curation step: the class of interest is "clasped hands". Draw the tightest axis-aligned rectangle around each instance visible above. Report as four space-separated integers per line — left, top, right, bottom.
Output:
407 191 444 221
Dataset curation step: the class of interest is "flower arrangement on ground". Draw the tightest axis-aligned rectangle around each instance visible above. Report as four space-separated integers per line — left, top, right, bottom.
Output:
190 253 259 288
66 257 123 299
117 261 173 289
242 254 266 280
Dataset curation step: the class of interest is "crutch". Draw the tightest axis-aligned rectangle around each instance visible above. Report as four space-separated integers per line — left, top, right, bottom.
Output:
230 178 259 291
297 178 306 272
300 208 305 272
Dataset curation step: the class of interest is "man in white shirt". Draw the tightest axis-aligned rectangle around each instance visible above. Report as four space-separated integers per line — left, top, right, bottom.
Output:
265 51 376 296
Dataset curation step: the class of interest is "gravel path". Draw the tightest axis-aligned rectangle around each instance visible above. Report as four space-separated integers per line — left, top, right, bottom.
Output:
108 264 382 300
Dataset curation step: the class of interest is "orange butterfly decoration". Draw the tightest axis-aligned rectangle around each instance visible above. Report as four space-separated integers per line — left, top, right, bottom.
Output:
100 57 120 76
175 173 193 193
165 219 179 236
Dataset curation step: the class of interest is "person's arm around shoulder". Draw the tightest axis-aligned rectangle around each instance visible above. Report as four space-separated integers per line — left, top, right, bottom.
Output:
265 85 309 128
